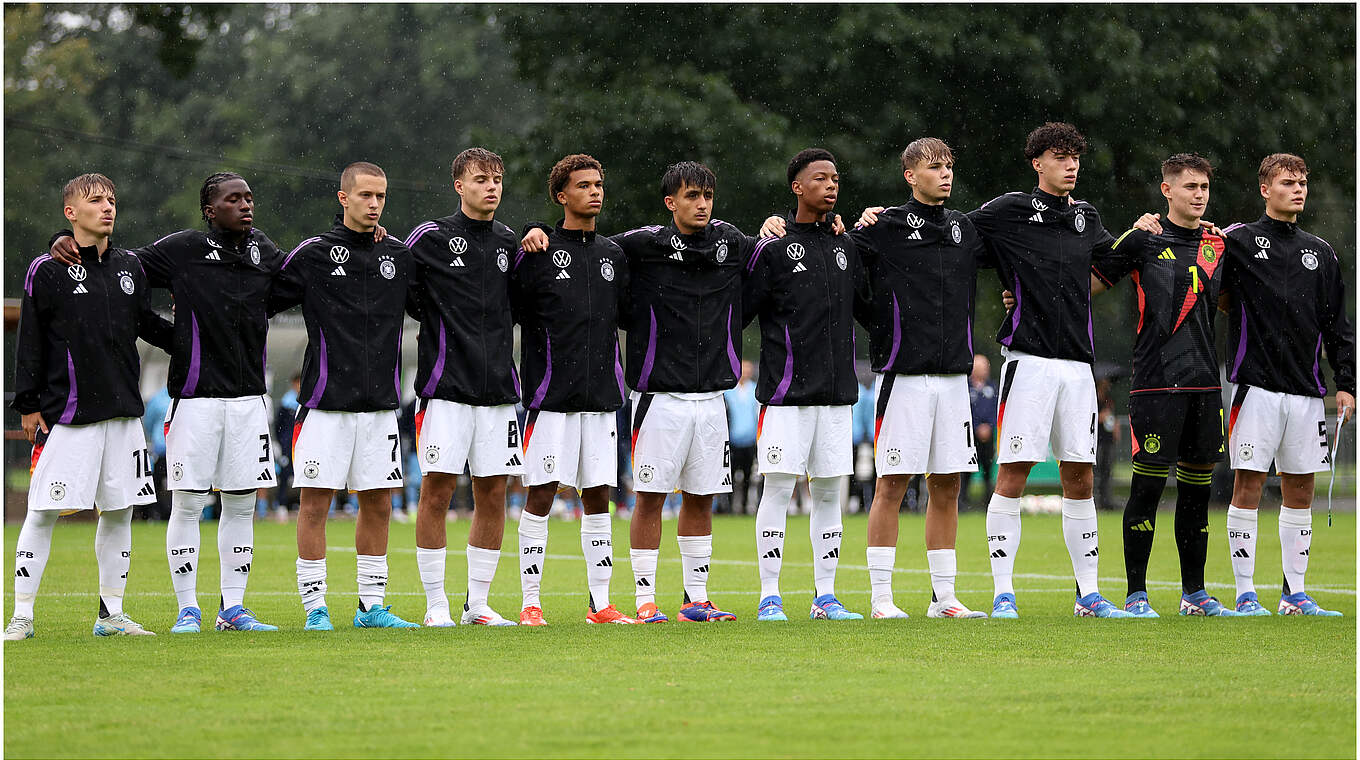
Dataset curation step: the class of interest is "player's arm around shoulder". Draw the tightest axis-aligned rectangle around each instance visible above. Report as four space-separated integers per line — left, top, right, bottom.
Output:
1091 226 1148 293
267 234 324 315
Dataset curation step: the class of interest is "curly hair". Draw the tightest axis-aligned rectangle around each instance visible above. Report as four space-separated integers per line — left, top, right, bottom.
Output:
1023 122 1087 160
547 154 603 205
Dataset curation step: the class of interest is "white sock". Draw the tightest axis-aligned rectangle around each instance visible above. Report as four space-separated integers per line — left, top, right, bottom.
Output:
986 493 1022 597
95 507 133 617
581 513 613 610
631 548 659 608
518 511 548 608
416 547 448 614
465 545 500 611
1062 497 1100 597
356 554 388 610
12 509 59 619
296 557 327 613
677 534 712 604
167 491 210 610
755 474 795 599
1226 505 1258 600
866 545 896 607
1279 506 1312 597
217 491 255 609
809 476 845 598
927 548 957 603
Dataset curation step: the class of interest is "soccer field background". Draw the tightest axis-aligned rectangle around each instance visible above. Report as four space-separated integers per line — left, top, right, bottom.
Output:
5 510 1355 758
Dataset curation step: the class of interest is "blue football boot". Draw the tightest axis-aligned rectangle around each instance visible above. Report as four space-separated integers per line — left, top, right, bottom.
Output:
1123 592 1159 618
757 595 788 621
809 594 863 621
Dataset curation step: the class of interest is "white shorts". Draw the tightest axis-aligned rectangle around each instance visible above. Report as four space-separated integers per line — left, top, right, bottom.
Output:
757 404 853 479
873 374 977 475
164 395 276 491
291 408 403 492
522 410 618 490
630 392 731 494
28 418 154 512
415 399 524 477
1228 385 1329 474
995 351 1097 464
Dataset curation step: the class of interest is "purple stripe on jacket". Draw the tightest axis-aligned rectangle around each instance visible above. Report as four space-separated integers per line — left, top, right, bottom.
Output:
636 307 659 391
421 320 447 397
283 236 322 269
881 292 902 370
1229 306 1248 381
529 332 552 409
747 237 777 273
182 313 202 397
24 255 51 296
770 326 795 404
403 222 438 248
615 344 626 399
1313 333 1326 396
725 305 740 376
58 350 78 424
1001 275 1022 346
305 329 329 408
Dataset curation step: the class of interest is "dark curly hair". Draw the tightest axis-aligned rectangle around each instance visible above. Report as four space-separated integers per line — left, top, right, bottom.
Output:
548 154 603 205
1023 122 1087 160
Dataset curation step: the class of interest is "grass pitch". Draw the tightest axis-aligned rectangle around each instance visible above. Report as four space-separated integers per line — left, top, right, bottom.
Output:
5 509 1355 758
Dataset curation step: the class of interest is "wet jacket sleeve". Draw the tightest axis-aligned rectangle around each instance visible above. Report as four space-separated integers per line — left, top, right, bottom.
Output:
132 260 174 351
1321 243 1356 395
130 235 176 288
11 266 50 415
741 239 772 327
1091 228 1145 288
267 246 307 316
851 242 873 330
507 248 529 326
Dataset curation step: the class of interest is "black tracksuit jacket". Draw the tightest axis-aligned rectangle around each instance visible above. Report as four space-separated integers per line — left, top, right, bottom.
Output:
509 224 629 413
849 198 990 376
405 209 520 405
969 188 1116 363
267 217 415 412
13 244 173 423
611 219 755 394
743 218 863 405
1221 215 1355 397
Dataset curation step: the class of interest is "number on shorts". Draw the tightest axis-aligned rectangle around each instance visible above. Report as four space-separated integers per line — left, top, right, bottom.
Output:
258 433 270 463
389 433 399 462
723 441 731 468
507 421 519 448
1319 420 1329 448
132 448 152 478
964 421 973 447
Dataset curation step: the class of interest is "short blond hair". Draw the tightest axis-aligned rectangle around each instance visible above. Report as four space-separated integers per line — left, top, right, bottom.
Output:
341 161 386 191
900 138 954 172
62 173 116 204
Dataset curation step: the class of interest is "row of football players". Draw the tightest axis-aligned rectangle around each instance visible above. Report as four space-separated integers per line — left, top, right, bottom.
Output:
6 121 1352 639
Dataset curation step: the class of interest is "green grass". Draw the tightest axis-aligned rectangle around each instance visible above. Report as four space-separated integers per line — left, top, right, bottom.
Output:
5 510 1355 758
